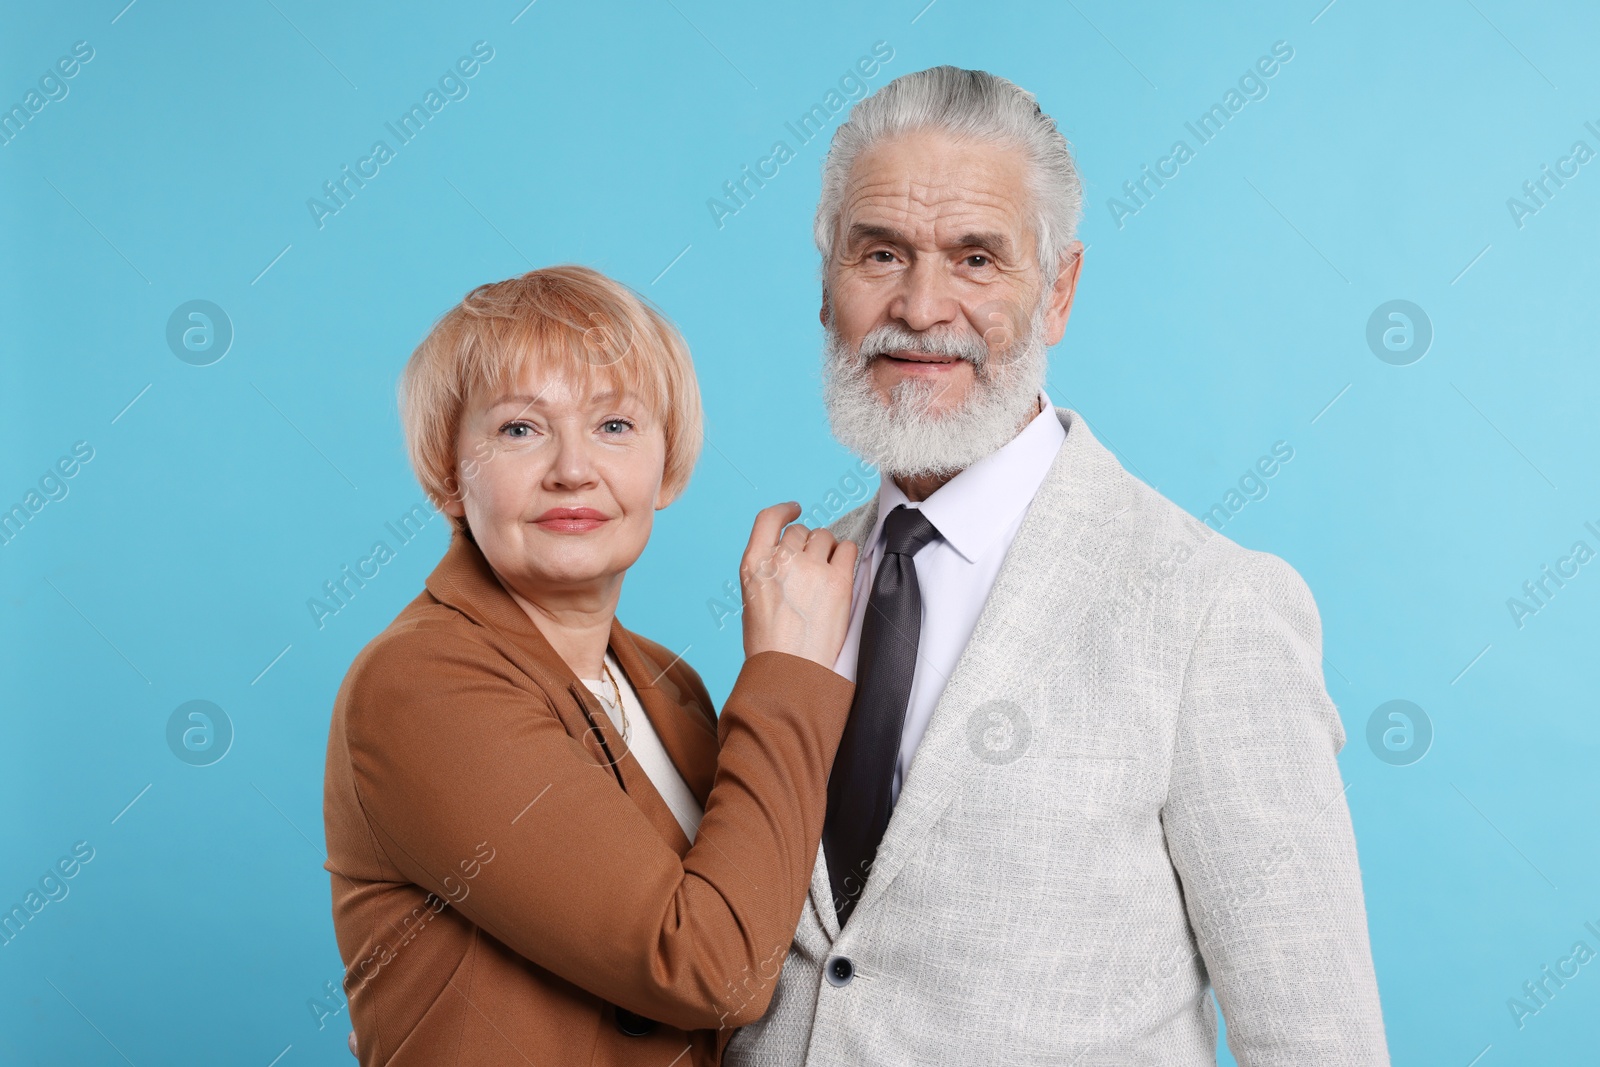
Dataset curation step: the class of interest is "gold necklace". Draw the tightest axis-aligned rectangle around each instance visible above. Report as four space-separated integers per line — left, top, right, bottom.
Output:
599 660 631 743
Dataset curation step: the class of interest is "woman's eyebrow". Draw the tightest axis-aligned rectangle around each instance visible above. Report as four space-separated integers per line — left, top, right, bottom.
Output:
489 393 544 408
487 387 622 411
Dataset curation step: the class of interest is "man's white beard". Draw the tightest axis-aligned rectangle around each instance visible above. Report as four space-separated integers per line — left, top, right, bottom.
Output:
821 297 1051 480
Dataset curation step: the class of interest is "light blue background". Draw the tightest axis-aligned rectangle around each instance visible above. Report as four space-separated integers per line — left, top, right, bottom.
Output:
3 1 1597 1063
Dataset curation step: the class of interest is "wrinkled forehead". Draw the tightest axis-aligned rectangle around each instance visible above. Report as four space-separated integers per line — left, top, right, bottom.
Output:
836 132 1036 255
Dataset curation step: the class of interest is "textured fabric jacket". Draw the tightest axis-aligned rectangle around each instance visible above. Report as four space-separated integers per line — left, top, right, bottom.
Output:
323 530 854 1065
725 408 1390 1066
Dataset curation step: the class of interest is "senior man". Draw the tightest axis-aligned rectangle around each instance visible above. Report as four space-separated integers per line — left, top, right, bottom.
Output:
725 67 1389 1065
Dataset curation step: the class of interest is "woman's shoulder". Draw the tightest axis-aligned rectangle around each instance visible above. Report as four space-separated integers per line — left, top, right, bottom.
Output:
335 592 535 718
351 590 475 664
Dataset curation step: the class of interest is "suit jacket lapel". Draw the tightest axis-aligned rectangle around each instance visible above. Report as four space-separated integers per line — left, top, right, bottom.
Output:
818 409 1137 926
830 499 881 576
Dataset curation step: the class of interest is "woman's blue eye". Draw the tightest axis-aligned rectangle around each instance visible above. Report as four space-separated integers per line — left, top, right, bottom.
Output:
600 419 633 434
501 422 533 437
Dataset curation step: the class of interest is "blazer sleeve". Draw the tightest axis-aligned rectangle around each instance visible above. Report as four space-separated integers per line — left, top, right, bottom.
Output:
1161 550 1390 1066
340 622 853 1032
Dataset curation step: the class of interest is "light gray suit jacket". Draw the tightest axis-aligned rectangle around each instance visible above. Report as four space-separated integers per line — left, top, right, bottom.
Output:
725 408 1388 1066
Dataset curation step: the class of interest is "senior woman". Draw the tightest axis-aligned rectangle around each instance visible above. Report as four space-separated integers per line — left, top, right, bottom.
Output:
323 265 859 1066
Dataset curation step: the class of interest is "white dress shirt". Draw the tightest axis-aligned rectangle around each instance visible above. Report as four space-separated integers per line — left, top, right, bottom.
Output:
582 651 704 842
832 393 1066 803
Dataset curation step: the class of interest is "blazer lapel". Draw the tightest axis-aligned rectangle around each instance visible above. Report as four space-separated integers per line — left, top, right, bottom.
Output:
821 410 1139 925
422 531 701 856
608 618 719 808
573 675 699 857
424 531 618 763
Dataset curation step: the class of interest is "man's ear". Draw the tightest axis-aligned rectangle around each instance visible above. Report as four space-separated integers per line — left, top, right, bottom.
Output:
1043 242 1085 347
819 287 831 328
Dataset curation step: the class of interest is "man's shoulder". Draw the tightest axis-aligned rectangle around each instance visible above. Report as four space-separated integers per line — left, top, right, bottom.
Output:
1113 471 1249 577
1017 412 1256 588
826 497 876 545
1119 458 1309 575
1013 416 1320 630
820 417 1314 603
1094 464 1324 657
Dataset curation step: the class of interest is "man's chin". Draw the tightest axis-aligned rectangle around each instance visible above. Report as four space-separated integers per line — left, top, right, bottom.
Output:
864 391 956 420
823 327 1046 481
870 360 978 408
873 377 984 421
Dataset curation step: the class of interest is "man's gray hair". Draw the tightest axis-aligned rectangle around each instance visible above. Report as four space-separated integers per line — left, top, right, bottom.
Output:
815 65 1083 284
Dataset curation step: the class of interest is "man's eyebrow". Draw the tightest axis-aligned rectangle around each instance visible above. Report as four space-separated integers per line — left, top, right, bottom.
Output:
844 223 1014 258
845 223 907 247
954 232 1013 257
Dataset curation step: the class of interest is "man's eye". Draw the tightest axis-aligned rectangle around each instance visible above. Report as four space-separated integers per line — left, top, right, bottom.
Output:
868 250 896 263
965 254 992 268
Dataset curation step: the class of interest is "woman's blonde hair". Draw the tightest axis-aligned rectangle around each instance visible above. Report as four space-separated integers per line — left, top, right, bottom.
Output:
400 265 703 534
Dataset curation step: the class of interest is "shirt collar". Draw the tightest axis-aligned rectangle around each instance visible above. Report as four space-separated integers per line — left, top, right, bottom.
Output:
867 392 1065 564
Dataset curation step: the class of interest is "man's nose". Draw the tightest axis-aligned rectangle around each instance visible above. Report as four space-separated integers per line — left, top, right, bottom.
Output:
889 258 960 334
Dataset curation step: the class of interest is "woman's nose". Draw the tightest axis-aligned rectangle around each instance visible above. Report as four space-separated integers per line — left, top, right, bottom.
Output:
544 434 600 490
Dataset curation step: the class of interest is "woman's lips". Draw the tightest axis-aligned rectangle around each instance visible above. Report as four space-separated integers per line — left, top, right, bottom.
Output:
533 507 609 533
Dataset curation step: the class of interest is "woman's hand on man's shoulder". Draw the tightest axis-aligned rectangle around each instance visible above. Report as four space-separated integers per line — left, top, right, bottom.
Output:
738 502 858 671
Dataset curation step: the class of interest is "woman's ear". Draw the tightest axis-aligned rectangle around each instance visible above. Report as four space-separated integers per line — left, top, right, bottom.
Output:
440 478 467 519
655 481 680 511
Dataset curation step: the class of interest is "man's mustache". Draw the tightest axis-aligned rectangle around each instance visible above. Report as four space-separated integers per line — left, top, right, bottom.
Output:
854 325 989 367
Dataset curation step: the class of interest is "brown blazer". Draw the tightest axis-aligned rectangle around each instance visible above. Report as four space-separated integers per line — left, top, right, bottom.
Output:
323 530 854 1066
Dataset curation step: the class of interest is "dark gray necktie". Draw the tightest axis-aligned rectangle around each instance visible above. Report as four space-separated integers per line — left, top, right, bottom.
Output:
823 504 941 928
